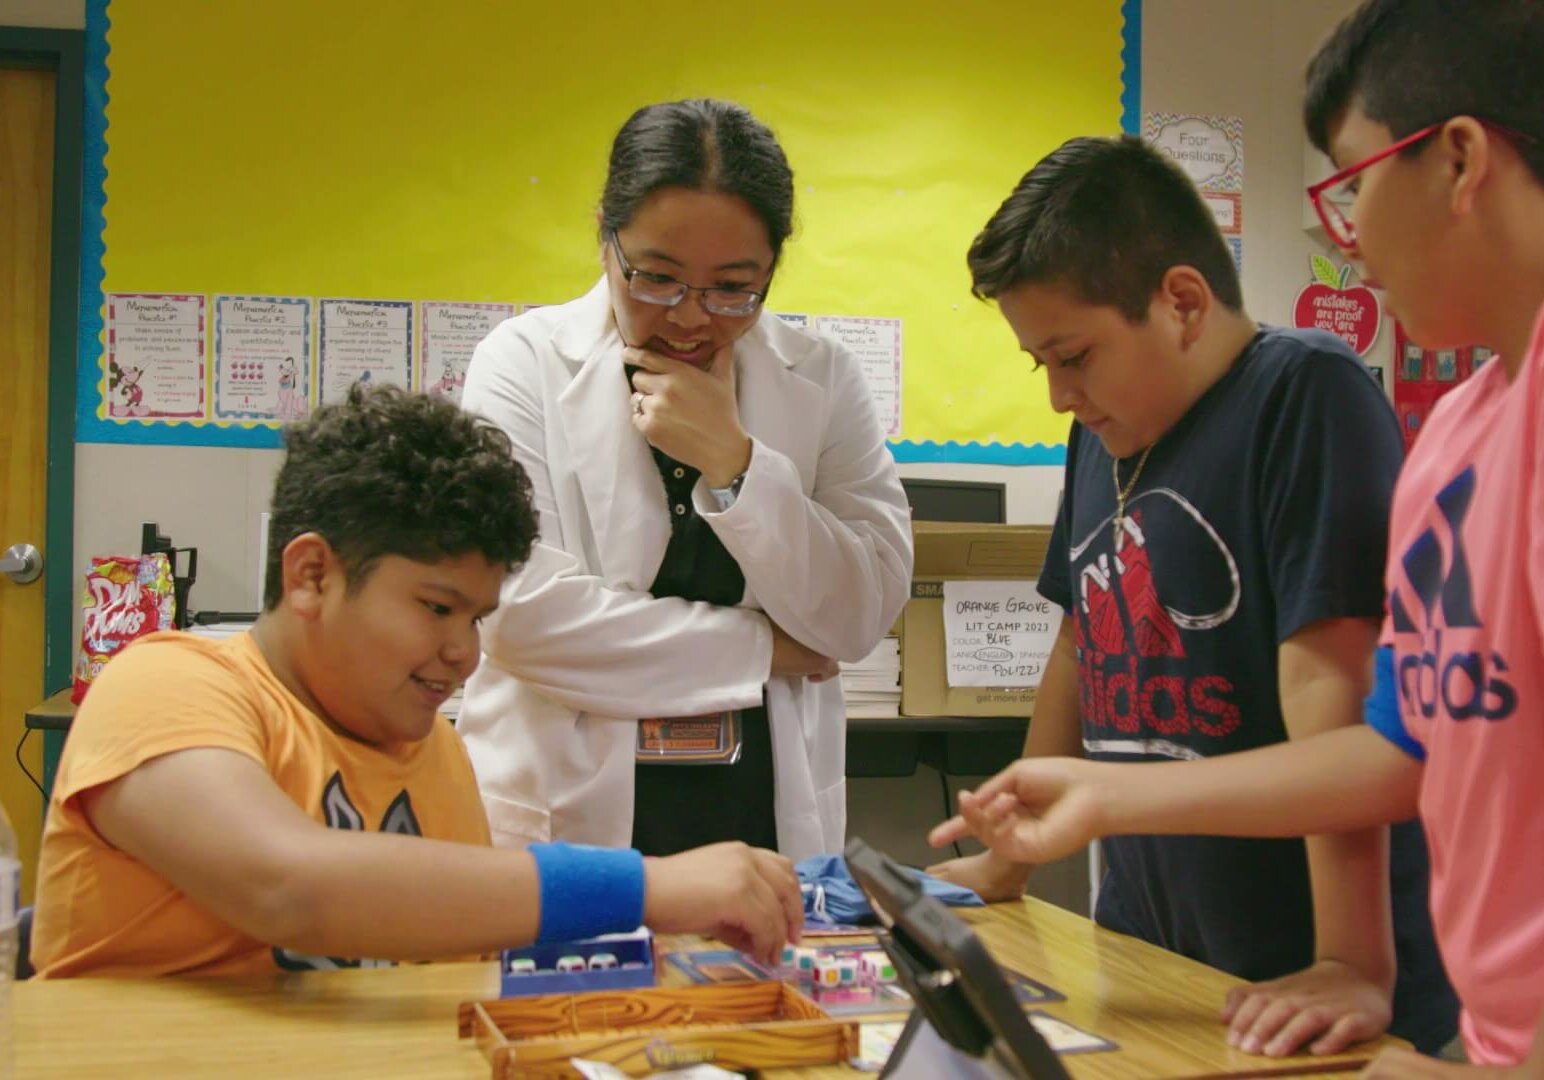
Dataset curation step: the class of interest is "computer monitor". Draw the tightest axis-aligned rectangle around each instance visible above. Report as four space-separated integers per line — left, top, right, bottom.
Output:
901 478 1007 524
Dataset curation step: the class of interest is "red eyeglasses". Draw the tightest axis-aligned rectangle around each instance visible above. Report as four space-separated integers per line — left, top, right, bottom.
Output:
1307 119 1537 251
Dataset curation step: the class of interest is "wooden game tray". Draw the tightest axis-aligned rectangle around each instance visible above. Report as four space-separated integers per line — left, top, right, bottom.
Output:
457 981 860 1078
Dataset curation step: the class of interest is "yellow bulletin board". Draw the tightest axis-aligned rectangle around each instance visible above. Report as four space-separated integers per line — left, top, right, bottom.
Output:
77 0 1141 463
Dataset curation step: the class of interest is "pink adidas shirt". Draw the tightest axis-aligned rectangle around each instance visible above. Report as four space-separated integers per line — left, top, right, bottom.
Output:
1380 301 1544 1065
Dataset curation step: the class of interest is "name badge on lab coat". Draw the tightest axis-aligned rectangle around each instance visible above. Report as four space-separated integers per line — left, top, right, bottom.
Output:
636 711 743 766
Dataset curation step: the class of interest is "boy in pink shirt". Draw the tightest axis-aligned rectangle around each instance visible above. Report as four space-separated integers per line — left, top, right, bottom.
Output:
1377 310 1544 1068
931 0 1544 1073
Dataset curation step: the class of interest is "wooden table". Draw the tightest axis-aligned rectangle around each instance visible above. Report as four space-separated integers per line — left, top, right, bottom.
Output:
14 897 1394 1078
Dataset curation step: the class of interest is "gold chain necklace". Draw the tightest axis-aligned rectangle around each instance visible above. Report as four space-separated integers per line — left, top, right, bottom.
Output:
1111 444 1155 551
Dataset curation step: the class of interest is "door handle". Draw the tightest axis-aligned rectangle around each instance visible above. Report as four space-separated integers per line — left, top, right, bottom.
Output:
2 543 43 585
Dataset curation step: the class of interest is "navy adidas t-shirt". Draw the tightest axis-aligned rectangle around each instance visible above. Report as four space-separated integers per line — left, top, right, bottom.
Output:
1038 326 1456 1049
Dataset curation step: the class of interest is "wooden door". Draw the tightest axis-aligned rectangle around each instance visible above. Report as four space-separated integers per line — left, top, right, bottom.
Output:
1 63 58 903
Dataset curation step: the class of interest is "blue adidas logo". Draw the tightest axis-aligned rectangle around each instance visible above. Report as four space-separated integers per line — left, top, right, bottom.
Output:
1391 467 1517 723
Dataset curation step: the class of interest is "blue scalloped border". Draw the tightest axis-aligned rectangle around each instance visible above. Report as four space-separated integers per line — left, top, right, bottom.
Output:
885 0 1135 468
73 0 1138 459
888 440 1066 466
75 0 111 443
1120 0 1143 137
75 0 287 449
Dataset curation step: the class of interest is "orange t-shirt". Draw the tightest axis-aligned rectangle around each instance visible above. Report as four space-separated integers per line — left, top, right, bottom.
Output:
32 630 491 978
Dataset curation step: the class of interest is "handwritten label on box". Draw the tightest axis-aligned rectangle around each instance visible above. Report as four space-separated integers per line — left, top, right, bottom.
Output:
941 581 1061 688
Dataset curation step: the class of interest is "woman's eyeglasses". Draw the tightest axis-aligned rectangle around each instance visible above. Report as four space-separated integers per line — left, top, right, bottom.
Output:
608 231 767 317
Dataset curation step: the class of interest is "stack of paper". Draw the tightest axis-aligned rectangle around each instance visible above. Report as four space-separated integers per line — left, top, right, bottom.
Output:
841 635 901 719
442 685 464 722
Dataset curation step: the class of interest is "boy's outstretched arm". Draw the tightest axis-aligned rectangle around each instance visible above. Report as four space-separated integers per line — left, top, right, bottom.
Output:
926 617 1083 900
928 721 1419 855
81 747 803 965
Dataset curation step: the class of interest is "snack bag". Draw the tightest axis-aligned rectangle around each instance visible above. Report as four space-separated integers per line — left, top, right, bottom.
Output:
71 552 176 704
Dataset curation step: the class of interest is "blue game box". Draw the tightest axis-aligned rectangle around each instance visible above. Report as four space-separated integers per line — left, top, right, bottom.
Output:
498 927 657 997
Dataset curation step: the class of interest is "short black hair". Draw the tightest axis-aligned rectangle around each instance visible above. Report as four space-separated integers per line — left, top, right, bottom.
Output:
1305 0 1544 182
967 135 1243 320
600 98 796 270
262 386 537 610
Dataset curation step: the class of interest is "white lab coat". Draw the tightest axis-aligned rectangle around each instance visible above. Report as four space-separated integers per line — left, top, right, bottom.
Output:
456 279 913 860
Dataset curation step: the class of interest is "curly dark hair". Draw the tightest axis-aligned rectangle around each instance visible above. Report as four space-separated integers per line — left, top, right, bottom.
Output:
262 385 536 610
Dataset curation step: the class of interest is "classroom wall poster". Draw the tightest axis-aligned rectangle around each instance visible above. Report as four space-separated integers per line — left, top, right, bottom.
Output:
1292 255 1381 356
813 315 903 437
418 301 516 405
1202 191 1241 234
1144 112 1243 192
104 293 207 420
1145 112 1245 271
213 295 313 421
317 299 413 406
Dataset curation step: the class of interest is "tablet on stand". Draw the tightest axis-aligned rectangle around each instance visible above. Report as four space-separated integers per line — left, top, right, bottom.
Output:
844 837 1071 1080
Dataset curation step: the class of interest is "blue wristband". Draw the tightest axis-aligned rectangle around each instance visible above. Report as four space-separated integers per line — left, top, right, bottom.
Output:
528 842 647 944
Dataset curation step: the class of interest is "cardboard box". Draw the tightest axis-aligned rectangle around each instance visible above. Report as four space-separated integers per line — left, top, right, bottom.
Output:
900 522 1054 717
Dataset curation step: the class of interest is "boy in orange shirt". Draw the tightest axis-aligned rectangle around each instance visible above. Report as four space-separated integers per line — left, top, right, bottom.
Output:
33 386 800 977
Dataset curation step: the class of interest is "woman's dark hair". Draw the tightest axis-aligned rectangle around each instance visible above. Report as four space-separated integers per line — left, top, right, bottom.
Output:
600 98 796 268
262 385 536 611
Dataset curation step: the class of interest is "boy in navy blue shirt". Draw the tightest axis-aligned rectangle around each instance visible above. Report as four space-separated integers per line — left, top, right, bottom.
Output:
929 135 1455 1057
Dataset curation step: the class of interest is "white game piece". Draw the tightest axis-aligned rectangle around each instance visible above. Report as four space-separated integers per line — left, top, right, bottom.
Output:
859 952 897 984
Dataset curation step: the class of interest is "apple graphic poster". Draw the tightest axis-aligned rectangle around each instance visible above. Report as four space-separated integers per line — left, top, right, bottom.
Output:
1293 255 1382 356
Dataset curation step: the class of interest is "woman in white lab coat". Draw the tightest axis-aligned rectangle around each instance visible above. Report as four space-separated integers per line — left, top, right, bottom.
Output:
458 99 912 862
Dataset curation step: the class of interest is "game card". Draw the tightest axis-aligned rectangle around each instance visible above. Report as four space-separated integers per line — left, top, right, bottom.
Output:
666 950 772 985
1023 1011 1120 1054
849 1013 1117 1073
668 946 1063 1020
851 1021 907 1072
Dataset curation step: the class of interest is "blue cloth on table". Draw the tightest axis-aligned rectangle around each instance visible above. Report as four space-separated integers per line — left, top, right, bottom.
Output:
796 854 984 927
